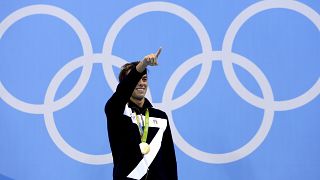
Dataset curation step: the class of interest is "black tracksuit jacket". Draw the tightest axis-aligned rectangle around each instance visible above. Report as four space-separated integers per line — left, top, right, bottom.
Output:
105 67 178 180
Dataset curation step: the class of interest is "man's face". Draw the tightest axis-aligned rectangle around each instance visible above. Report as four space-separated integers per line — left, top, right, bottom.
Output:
131 74 148 101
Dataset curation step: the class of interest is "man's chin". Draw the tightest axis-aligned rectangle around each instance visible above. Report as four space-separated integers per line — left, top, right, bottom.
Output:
131 95 145 101
136 96 145 100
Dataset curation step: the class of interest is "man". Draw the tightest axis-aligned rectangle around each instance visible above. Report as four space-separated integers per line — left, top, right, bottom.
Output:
105 48 178 180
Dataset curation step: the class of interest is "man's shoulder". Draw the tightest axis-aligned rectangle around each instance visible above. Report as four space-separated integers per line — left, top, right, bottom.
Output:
149 107 168 119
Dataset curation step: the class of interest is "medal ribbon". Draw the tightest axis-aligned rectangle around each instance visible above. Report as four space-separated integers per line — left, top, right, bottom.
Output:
134 109 149 143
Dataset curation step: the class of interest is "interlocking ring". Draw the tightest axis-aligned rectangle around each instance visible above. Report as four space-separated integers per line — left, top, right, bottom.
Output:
0 5 93 114
1 0 319 165
222 0 320 111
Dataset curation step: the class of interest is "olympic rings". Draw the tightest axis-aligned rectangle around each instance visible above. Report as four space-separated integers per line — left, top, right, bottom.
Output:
0 1 319 164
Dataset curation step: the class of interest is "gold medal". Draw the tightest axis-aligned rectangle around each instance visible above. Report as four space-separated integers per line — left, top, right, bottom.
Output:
139 142 150 154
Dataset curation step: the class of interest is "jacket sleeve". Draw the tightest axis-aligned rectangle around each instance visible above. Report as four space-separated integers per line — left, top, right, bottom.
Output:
105 67 145 115
163 113 178 179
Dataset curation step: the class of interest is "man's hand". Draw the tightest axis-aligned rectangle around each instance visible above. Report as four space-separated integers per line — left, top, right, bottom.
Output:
136 47 162 73
143 47 162 66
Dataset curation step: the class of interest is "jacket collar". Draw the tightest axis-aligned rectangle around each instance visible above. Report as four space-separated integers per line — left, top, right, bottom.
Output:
128 98 152 114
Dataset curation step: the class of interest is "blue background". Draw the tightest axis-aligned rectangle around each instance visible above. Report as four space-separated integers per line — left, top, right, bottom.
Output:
1 0 319 180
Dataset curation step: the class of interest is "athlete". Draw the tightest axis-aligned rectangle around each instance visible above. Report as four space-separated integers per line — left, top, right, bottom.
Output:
105 48 178 180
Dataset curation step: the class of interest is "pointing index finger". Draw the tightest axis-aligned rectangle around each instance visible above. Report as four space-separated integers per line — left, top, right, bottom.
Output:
155 47 162 58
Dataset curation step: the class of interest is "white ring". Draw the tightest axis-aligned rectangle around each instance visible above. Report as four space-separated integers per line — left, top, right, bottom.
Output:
161 50 274 163
44 53 112 165
0 5 93 114
102 1 212 97
222 0 320 111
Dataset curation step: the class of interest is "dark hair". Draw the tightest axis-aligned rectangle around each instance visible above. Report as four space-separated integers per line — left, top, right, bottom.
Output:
118 61 147 82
